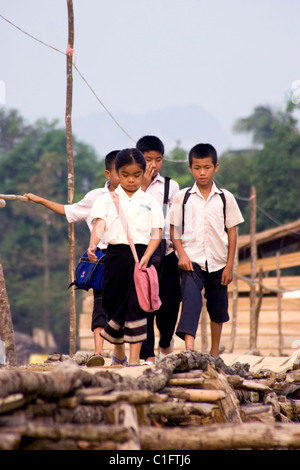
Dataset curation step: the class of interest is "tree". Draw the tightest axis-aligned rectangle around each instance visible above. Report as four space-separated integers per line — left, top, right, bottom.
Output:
0 108 32 155
232 102 300 232
0 117 101 354
233 105 290 144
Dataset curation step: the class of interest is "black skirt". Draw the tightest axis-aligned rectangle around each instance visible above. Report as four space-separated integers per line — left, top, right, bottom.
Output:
101 244 148 344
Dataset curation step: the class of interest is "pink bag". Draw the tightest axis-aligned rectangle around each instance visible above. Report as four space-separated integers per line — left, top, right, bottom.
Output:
110 191 162 312
134 263 162 312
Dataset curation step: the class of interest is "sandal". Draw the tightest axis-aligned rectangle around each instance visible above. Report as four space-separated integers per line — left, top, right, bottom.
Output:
87 354 105 367
111 354 128 366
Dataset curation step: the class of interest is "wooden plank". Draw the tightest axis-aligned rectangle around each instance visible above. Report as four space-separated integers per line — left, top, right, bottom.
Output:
228 275 300 293
238 252 300 276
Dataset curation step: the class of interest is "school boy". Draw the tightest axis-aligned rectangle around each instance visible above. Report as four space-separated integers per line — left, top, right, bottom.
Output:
24 150 120 366
169 143 244 356
136 135 181 364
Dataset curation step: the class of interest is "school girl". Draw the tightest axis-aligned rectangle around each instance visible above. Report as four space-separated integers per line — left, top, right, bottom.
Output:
88 148 164 366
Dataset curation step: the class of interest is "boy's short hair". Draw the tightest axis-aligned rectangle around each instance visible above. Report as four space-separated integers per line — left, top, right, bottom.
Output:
189 143 218 166
136 135 165 156
105 150 120 171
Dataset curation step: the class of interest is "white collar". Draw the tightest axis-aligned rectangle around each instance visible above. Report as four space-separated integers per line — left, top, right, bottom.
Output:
151 173 164 184
190 181 221 197
115 184 145 199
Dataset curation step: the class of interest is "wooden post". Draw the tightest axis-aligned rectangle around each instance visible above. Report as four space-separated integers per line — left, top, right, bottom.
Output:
254 266 264 341
200 294 208 352
229 228 239 353
0 259 17 366
65 0 76 356
42 214 50 353
249 186 257 351
276 252 283 355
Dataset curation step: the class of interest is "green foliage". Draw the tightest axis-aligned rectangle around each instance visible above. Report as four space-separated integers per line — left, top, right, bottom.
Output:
0 112 102 353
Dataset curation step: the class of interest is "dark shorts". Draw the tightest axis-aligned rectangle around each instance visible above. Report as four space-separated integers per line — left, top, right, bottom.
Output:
176 263 229 340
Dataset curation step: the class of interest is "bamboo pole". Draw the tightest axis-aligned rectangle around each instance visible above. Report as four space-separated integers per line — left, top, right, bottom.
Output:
249 186 257 350
0 259 17 365
276 252 283 355
229 228 239 353
65 0 76 356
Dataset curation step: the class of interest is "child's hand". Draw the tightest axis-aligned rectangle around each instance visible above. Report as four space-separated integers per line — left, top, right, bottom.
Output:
221 265 233 285
139 253 150 270
87 245 98 262
24 193 40 203
141 163 155 190
178 253 194 271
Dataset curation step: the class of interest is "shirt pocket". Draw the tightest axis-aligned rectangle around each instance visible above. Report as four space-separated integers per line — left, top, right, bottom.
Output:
136 203 152 234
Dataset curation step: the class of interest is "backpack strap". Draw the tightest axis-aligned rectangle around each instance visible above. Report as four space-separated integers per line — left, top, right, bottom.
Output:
182 187 192 234
181 187 227 234
163 176 170 218
218 189 227 232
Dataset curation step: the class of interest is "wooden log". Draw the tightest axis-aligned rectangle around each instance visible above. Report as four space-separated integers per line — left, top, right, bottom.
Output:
164 387 226 402
286 371 300 383
23 422 133 444
79 390 168 406
237 379 272 393
168 377 205 386
263 391 281 418
203 365 243 423
0 431 22 450
148 402 218 419
279 398 300 421
0 393 27 414
235 390 260 404
171 370 204 379
0 360 83 398
139 422 300 450
105 402 141 450
240 404 275 423
54 405 104 424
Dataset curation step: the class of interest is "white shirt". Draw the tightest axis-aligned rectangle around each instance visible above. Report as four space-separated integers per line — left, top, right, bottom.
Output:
64 182 110 249
90 185 164 246
145 173 180 255
169 181 244 272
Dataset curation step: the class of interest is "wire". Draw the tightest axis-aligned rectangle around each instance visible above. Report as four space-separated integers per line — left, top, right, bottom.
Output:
1 14 299 236
0 13 136 144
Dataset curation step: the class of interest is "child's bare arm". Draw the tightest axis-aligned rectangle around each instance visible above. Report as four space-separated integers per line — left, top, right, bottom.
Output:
139 228 162 268
170 224 193 271
24 193 66 216
88 219 105 261
221 226 237 285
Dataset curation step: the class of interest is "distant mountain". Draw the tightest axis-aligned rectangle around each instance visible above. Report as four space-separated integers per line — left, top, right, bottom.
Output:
72 105 231 159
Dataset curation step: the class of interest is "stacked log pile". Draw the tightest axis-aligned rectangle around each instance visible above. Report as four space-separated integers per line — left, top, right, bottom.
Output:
0 351 300 450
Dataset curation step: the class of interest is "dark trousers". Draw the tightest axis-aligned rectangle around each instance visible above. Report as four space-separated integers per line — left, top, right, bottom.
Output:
140 251 181 359
176 263 229 341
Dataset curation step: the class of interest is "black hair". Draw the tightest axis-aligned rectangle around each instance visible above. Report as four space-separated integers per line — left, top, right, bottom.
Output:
188 143 218 166
115 148 146 172
105 150 120 171
136 135 165 156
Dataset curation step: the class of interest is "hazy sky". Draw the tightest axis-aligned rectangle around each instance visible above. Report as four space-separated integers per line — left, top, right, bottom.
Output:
1 0 300 153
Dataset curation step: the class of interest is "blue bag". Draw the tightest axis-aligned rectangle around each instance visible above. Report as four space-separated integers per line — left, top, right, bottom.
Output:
69 249 105 291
